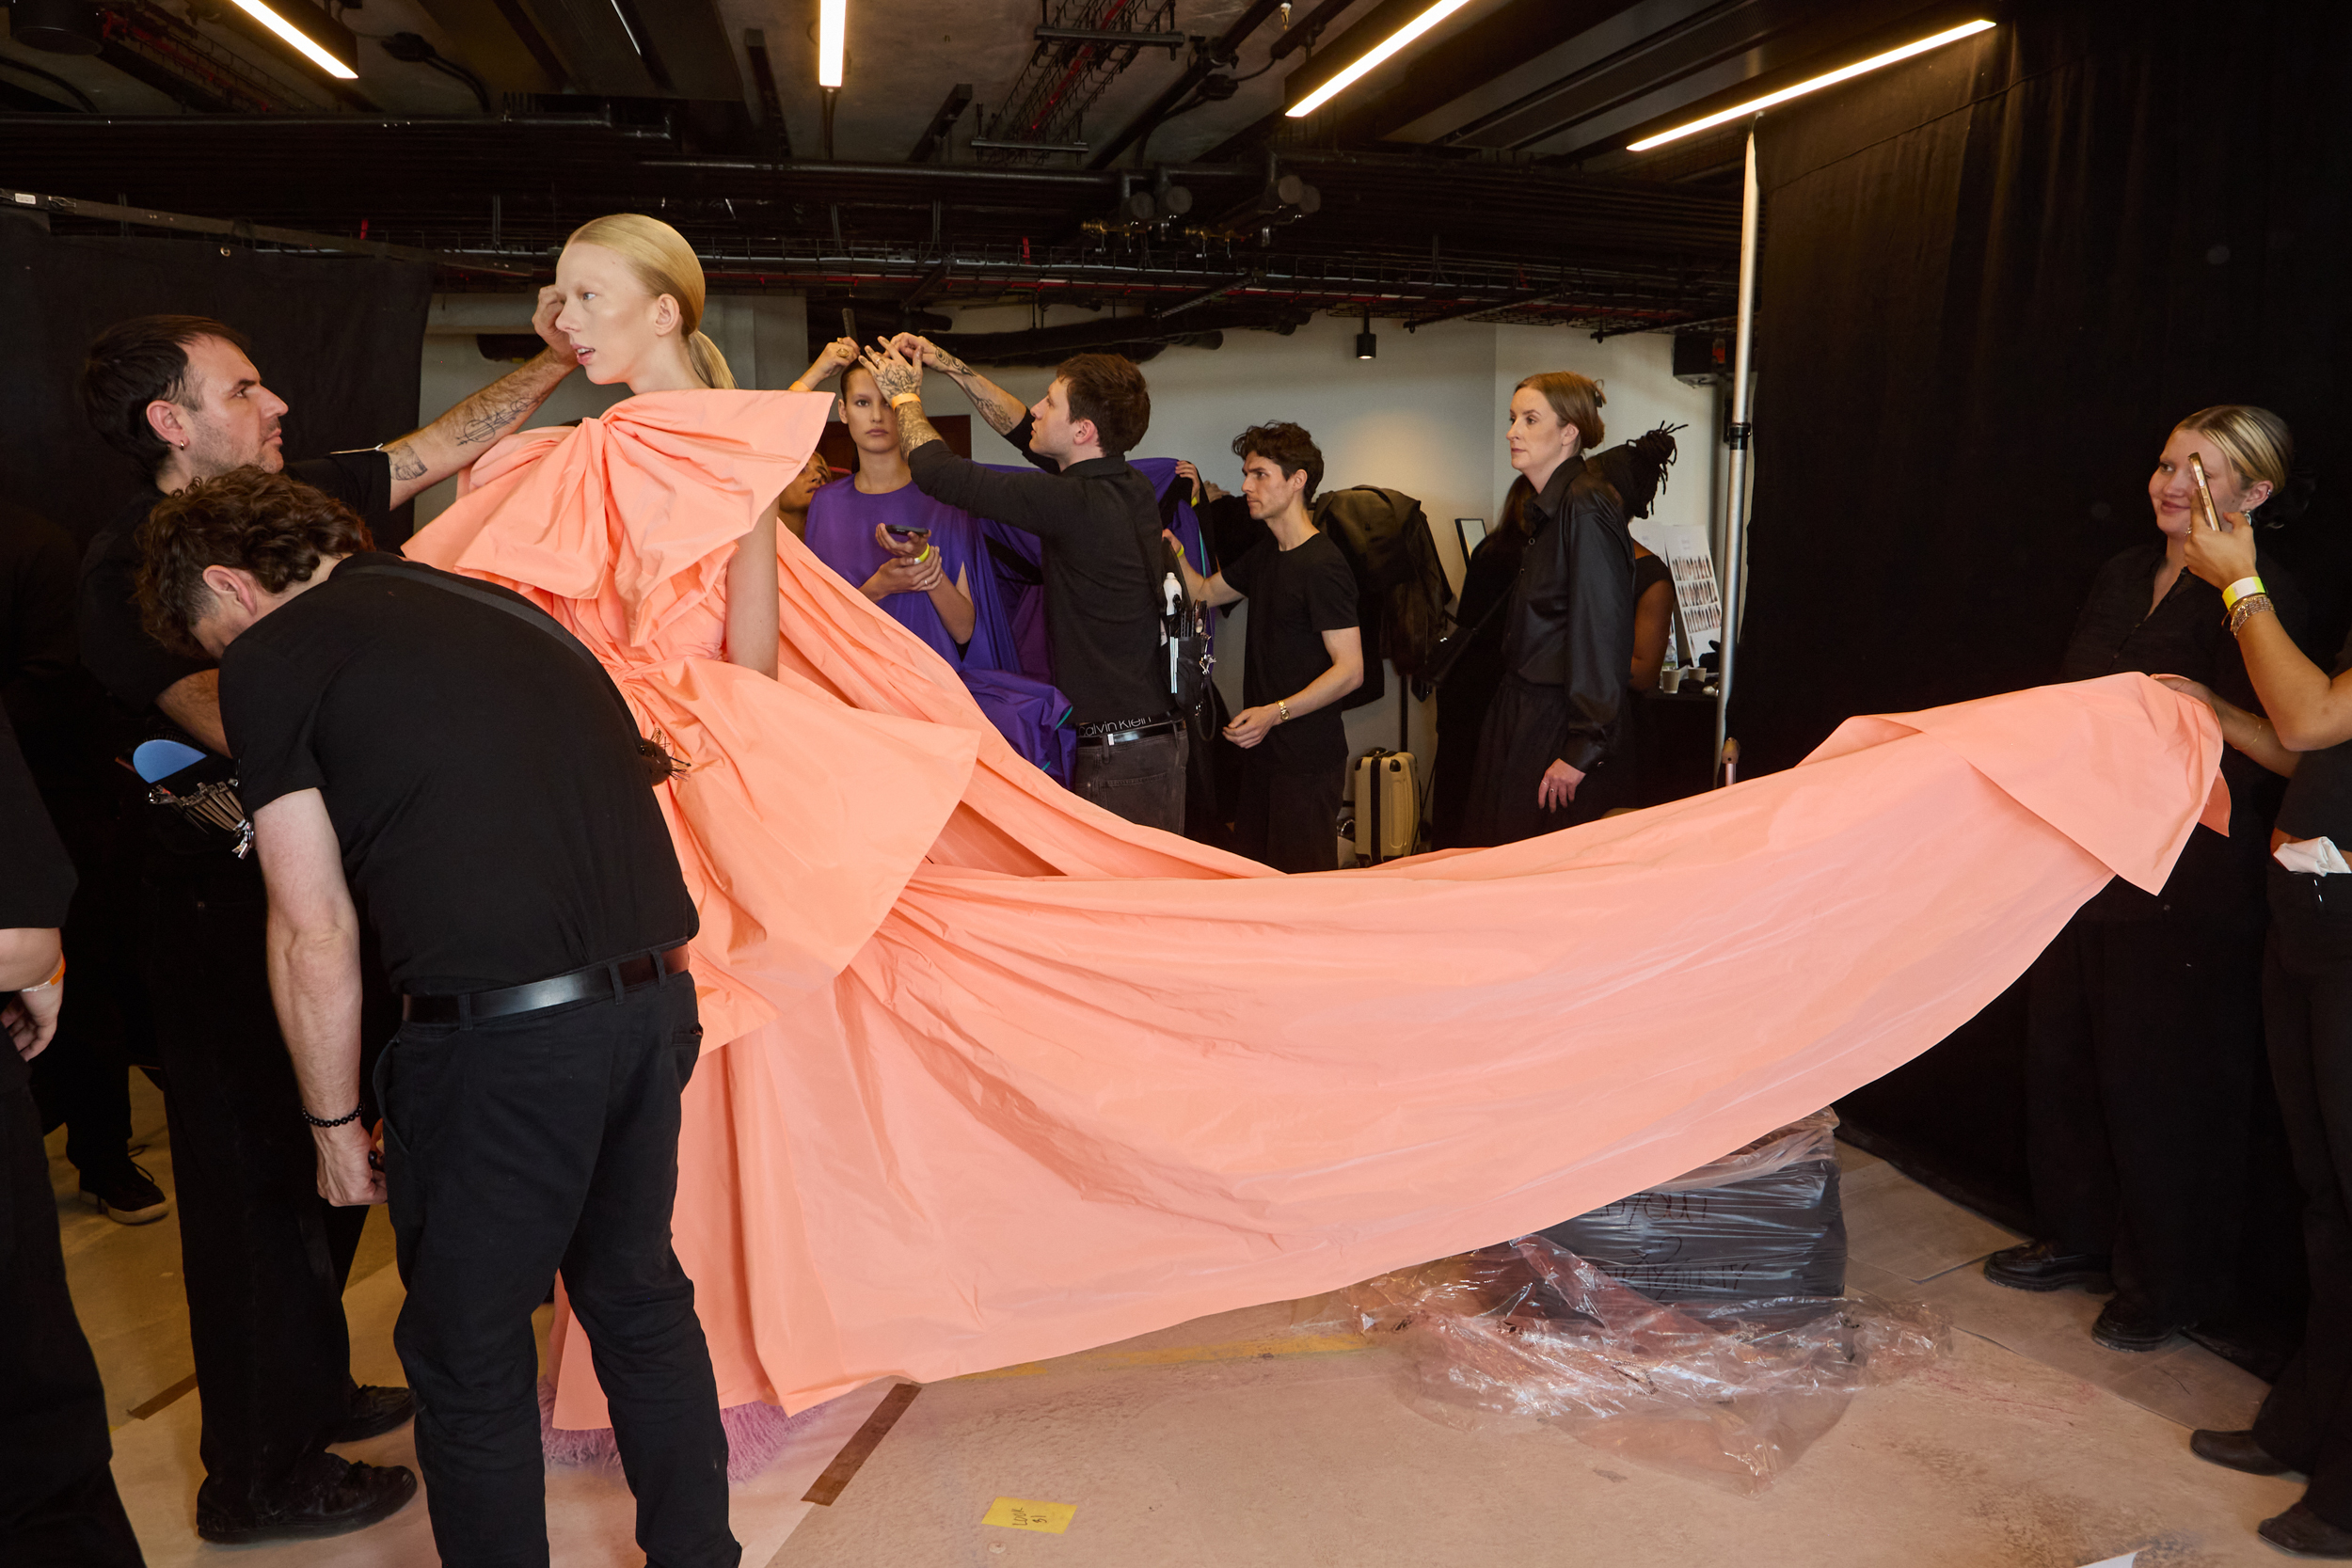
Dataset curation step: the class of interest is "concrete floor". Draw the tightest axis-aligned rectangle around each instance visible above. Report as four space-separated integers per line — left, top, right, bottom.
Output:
56 1076 2303 1566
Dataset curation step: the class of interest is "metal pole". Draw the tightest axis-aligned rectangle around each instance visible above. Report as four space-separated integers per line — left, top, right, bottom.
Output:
1713 120 1761 785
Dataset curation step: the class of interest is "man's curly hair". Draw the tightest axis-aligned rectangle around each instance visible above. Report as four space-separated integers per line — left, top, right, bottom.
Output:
136 467 373 657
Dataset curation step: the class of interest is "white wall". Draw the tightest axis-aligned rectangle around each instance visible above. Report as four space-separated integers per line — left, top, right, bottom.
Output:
409 292 806 530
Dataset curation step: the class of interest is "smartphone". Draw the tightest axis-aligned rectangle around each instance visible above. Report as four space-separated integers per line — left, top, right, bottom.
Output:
884 525 931 543
2189 452 2224 532
839 307 859 343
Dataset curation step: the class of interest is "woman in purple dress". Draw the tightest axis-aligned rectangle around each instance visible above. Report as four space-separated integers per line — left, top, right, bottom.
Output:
803 356 1068 777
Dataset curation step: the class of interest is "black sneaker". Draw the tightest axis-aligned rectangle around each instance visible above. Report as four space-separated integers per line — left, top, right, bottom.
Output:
2092 1296 2185 1353
328 1385 416 1444
196 1452 418 1544
80 1160 169 1226
1981 1240 2112 1293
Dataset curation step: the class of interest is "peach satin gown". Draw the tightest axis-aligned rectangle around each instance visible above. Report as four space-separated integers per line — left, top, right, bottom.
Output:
407 389 2227 1433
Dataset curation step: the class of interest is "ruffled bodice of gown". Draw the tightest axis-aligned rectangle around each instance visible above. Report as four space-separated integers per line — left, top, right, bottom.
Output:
404 389 989 1045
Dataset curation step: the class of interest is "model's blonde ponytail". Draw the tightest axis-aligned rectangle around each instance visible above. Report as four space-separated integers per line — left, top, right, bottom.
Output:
566 213 735 388
685 329 736 390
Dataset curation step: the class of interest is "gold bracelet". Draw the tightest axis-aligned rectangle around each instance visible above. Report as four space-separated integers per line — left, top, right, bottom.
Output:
889 391 923 409
1276 700 1290 721
2227 593 2275 636
2223 576 2265 612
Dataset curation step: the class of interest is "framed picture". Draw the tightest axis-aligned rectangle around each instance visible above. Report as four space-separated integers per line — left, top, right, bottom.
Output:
1454 517 1486 561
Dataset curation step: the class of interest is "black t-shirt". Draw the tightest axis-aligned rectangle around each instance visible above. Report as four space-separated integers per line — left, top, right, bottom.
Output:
218 552 696 994
909 421 1167 727
78 451 391 721
1222 530 1358 772
2062 542 2302 919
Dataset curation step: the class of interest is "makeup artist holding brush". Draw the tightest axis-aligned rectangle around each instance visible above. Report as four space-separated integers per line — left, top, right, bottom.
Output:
2165 409 2352 1558
1984 409 2304 1360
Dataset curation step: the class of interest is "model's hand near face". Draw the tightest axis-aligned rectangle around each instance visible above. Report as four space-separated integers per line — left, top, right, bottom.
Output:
532 285 577 361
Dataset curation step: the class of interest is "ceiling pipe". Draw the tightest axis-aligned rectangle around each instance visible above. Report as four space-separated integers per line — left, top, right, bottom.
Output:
1087 0 1288 169
934 301 1305 361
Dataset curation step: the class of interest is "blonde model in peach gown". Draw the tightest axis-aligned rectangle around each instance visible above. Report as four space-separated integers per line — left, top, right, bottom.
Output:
406 388 2226 1451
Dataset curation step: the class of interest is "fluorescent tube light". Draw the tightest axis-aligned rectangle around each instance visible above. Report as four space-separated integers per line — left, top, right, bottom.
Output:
818 0 847 88
1627 19 1994 151
230 0 358 79
1286 0 1474 119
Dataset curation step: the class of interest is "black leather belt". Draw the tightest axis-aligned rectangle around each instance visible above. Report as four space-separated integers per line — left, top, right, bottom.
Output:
1076 719 1183 748
403 944 691 1024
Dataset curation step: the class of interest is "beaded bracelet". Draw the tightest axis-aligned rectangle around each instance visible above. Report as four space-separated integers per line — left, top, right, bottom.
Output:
301 1104 363 1129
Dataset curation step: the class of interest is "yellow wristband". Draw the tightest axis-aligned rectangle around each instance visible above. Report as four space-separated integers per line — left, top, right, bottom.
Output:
890 391 922 409
2223 576 2265 612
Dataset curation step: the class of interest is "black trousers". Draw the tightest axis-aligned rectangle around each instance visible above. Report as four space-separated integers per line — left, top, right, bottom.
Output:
29 773 145 1177
1460 674 1629 847
2254 869 2352 1528
138 861 370 1497
1233 753 1344 873
0 1076 144 1567
2024 910 2267 1323
376 968 736 1568
1072 729 1188 833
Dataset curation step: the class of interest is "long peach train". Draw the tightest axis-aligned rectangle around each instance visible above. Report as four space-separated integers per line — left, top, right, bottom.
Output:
405 389 2227 1429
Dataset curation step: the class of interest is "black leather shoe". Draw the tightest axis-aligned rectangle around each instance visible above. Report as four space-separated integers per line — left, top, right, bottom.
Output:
1982 1241 2113 1293
2092 1297 2185 1352
2192 1428 2297 1477
328 1385 416 1444
2260 1502 2352 1558
196 1453 418 1544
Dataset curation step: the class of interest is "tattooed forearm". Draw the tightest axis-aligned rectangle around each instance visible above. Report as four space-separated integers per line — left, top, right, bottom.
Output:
897 405 946 459
383 439 427 482
450 384 538 449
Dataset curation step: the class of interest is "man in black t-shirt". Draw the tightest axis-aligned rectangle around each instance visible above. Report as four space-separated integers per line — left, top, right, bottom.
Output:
70 309 582 1544
138 469 733 1568
1169 424 1362 873
868 337 1189 832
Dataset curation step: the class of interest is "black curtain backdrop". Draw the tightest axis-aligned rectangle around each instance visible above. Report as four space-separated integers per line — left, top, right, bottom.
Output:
0 219 431 547
1735 0 2352 1354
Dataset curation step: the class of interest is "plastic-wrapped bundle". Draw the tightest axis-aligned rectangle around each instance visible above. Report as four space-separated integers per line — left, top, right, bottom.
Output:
1538 1109 1846 1304
1346 1235 1945 1494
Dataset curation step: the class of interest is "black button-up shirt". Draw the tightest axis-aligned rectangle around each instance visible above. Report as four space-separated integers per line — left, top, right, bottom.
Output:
2062 540 2299 919
907 420 1167 726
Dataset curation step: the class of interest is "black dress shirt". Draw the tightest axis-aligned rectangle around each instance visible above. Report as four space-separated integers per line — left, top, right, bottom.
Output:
2062 540 2300 919
908 425 1167 726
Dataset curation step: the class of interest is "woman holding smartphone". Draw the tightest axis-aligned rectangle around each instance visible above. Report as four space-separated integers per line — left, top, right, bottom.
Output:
802 354 998 663
1984 407 2302 1357
2169 410 2352 1559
